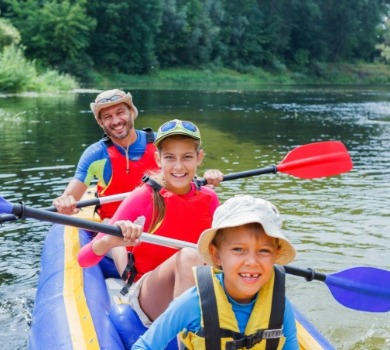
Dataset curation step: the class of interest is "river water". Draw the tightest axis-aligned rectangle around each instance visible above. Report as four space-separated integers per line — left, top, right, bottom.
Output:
0 86 389 349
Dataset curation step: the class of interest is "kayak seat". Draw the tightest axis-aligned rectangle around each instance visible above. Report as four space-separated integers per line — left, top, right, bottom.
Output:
109 303 178 349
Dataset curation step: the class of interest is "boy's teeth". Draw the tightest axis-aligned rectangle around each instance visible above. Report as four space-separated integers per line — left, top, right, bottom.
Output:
241 273 259 277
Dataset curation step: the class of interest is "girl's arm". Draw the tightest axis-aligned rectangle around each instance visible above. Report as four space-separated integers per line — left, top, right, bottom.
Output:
78 186 154 267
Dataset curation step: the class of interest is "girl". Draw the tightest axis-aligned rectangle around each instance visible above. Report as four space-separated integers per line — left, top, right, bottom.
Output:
77 119 221 324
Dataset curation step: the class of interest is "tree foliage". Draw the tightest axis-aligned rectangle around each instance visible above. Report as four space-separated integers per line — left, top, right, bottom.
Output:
0 17 20 49
3 0 95 75
1 0 390 78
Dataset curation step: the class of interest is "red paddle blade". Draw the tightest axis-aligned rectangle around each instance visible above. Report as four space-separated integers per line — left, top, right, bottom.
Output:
276 141 353 179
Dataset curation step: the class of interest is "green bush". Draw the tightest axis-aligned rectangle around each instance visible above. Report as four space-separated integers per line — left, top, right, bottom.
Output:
0 18 21 49
0 45 36 92
31 70 79 92
0 44 79 93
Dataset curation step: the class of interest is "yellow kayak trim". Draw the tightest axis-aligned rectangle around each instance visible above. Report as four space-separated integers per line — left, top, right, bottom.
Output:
63 225 100 350
297 320 324 350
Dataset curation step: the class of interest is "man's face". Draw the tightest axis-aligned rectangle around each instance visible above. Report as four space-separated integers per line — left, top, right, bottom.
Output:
97 103 134 141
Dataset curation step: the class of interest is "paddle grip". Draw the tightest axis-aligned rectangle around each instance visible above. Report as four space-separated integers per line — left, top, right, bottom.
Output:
284 265 326 282
0 214 19 223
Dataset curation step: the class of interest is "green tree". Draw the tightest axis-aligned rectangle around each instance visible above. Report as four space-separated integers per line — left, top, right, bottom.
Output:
286 0 324 66
156 0 220 68
86 0 162 74
3 0 96 76
319 0 388 62
376 17 390 63
0 17 20 49
215 0 270 70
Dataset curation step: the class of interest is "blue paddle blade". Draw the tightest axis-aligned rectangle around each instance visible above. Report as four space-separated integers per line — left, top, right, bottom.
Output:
0 196 13 214
326 266 390 312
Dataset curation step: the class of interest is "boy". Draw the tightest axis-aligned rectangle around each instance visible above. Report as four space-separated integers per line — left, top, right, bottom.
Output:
132 194 298 349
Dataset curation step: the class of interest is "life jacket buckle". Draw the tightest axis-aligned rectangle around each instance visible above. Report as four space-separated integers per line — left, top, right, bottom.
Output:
262 328 283 339
246 330 264 348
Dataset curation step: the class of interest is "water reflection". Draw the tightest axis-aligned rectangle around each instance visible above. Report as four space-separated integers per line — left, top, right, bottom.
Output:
0 87 389 349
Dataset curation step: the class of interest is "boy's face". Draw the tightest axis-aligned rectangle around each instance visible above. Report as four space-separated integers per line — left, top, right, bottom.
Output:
209 225 280 304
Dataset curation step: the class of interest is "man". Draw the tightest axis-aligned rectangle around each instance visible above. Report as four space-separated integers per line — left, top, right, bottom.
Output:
53 89 157 219
53 89 222 219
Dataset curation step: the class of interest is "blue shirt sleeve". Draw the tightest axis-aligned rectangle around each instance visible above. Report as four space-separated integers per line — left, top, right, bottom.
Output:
282 298 299 349
74 140 109 185
131 287 201 350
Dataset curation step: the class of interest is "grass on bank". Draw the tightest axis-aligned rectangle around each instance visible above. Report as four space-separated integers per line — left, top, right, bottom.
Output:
1 43 390 93
90 63 390 90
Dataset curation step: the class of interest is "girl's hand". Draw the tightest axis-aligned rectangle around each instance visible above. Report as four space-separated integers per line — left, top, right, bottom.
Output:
115 219 143 246
91 216 146 255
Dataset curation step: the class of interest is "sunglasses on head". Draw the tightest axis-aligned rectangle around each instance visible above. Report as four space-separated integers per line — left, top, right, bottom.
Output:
160 120 198 133
96 95 123 104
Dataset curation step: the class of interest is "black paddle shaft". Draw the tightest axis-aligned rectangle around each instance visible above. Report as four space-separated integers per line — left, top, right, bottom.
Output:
197 165 277 185
283 265 327 282
1 195 101 224
10 202 123 238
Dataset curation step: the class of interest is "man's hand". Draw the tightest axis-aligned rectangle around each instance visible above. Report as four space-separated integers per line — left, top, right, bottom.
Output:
53 194 79 215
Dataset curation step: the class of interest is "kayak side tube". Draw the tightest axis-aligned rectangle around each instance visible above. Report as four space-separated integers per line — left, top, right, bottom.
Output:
28 224 124 350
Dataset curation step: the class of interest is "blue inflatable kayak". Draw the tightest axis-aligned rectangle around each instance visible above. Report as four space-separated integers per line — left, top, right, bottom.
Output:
28 215 334 349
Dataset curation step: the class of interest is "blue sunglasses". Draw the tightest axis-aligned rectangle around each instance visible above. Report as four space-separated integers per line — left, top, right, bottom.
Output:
160 120 198 133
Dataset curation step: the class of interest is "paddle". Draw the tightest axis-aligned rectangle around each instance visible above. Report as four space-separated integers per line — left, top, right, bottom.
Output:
196 140 353 185
0 196 193 250
0 191 131 224
0 140 352 224
1 197 388 313
283 265 390 313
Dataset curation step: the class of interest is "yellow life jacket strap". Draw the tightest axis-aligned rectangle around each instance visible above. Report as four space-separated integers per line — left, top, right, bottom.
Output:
196 266 221 349
267 265 285 349
196 265 286 350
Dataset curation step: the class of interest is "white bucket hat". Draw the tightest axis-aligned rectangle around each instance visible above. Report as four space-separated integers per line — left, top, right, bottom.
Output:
198 194 296 267
90 89 138 120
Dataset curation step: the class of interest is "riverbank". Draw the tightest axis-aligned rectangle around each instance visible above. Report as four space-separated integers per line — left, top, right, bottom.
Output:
89 63 390 89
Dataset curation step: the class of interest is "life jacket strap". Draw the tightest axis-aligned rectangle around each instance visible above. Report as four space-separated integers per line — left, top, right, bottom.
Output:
142 175 163 191
267 265 285 350
120 252 137 295
225 328 284 350
142 127 156 143
196 265 285 350
195 327 283 350
196 266 221 349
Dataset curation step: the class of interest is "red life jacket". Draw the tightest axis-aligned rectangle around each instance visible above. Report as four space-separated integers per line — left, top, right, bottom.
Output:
130 186 214 279
96 132 158 219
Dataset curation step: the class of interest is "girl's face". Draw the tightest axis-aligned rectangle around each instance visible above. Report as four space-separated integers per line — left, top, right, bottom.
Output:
210 225 280 304
155 138 203 195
